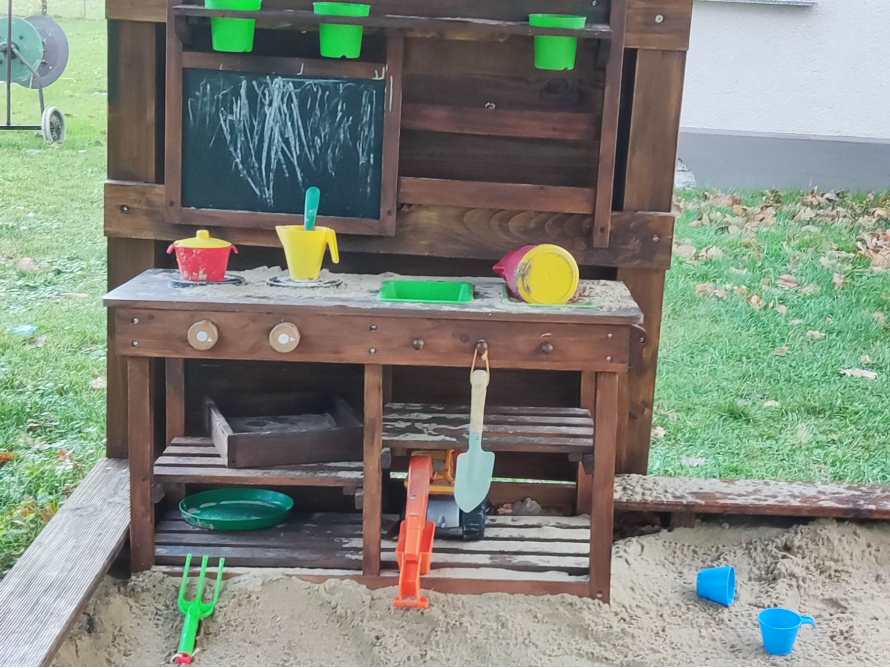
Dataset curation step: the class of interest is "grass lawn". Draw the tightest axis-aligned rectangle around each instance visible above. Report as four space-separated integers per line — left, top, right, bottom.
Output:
1 19 889 575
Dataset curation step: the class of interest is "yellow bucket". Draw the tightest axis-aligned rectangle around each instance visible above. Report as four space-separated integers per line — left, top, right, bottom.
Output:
275 225 340 281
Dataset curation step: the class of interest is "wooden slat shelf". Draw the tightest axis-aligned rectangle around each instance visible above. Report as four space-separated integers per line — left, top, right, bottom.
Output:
383 402 594 454
172 5 613 39
154 510 591 580
155 436 390 487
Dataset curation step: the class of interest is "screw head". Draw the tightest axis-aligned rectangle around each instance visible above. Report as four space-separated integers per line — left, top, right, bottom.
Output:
655 13 664 23
412 338 424 350
540 342 554 354
132 318 139 324
607 332 613 339
369 348 377 354
132 341 139 347
606 355 613 362
369 325 377 331
652 234 661 242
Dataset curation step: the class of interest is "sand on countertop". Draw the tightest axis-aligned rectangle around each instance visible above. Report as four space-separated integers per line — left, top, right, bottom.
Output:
53 518 890 667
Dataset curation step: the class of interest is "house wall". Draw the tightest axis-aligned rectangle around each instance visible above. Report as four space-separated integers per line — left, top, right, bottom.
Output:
678 0 890 190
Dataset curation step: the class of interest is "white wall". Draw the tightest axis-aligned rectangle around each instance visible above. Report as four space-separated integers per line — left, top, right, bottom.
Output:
681 0 890 140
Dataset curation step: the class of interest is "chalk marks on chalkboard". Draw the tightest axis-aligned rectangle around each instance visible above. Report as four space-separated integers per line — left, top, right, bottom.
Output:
185 72 383 214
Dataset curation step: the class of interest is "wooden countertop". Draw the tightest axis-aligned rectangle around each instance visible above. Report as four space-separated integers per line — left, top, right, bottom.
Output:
105 269 644 326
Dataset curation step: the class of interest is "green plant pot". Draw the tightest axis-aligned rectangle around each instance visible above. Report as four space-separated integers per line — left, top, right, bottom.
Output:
206 0 262 53
529 14 586 71
314 2 371 59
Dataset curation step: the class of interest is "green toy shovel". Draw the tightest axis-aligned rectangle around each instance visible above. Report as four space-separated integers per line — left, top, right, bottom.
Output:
303 186 320 231
454 369 494 512
173 554 225 665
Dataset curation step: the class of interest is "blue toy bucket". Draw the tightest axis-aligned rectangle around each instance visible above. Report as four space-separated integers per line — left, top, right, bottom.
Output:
696 565 736 606
759 608 817 656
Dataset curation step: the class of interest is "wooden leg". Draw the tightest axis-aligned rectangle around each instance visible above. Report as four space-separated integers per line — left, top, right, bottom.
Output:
165 358 185 446
590 371 619 601
362 364 384 576
576 370 597 514
128 357 155 572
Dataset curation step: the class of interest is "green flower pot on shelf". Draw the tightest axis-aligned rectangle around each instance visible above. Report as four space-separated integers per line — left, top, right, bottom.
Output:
206 0 262 53
529 14 586 71
314 2 371 59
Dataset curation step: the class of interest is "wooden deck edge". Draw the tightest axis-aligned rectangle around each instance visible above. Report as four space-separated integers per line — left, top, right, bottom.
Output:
0 459 130 668
614 474 890 521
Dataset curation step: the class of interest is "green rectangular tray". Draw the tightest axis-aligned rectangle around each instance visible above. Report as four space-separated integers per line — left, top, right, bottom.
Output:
379 280 474 304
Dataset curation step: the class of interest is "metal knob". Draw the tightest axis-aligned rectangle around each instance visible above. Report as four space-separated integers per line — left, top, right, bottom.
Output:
412 338 424 350
187 320 218 351
269 322 301 353
540 342 554 355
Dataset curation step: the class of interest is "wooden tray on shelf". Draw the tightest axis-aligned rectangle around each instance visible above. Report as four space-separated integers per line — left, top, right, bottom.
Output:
205 392 363 469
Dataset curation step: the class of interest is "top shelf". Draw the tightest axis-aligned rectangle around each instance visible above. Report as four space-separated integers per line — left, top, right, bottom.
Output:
171 5 613 40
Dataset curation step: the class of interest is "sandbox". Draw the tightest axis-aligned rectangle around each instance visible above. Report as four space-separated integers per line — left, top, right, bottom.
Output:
54 519 890 667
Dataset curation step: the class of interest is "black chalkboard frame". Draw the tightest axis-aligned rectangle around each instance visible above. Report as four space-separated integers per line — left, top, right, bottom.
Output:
164 17 403 238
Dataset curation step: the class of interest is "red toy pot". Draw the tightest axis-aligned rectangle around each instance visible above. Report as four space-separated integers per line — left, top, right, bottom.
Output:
167 230 238 282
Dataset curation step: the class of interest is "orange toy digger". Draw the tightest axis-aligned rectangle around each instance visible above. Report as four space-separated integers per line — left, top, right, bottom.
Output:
394 455 436 609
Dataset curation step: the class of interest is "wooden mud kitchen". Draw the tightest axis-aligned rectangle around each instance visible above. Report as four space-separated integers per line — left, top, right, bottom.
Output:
103 0 695 603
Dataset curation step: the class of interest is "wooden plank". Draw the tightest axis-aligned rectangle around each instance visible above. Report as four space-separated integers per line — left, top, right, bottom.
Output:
0 460 129 668
362 365 384 576
590 371 618 601
617 49 686 473
165 358 185 446
592 0 627 248
164 5 184 224
109 0 611 24
379 34 405 235
614 475 890 520
402 104 596 141
104 181 675 269
128 357 155 572
170 6 612 39
625 0 694 51
576 370 596 514
399 177 596 215
181 50 385 78
106 20 164 458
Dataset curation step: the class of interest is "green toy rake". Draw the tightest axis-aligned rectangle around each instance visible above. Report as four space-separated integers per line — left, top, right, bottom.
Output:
173 554 225 665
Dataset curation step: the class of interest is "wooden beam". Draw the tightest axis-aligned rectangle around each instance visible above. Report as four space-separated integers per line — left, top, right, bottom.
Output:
589 372 618 602
106 20 165 458
105 181 675 269
399 177 596 215
362 365 384 576
625 0 693 51
181 50 385 78
128 357 155 572
576 370 596 514
402 104 596 141
617 49 685 474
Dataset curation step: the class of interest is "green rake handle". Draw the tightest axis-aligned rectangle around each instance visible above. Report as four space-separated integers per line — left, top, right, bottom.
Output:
174 554 225 664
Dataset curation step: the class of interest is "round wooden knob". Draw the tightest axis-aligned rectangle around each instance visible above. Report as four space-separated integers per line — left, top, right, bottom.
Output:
187 320 218 351
269 322 301 353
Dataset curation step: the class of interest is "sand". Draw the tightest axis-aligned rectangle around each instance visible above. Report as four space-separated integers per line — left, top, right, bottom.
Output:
53 518 890 667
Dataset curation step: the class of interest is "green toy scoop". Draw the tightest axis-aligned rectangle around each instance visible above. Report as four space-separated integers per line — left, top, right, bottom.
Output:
303 186 320 231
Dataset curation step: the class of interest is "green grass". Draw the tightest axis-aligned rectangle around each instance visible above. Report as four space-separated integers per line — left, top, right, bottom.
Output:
0 19 107 573
1 19 890 575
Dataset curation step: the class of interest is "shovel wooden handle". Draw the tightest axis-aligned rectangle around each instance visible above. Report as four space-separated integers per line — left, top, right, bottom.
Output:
469 369 489 435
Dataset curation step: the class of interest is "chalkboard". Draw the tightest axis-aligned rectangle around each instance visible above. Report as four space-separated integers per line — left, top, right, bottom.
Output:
182 69 386 219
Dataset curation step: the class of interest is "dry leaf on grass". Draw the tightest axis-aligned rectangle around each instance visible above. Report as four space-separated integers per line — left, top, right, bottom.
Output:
90 376 107 390
833 273 846 290
776 305 788 315
806 330 826 340
800 283 821 295
673 242 697 259
840 368 878 380
774 346 790 356
873 312 887 325
15 257 39 272
872 208 890 219
28 335 47 348
699 246 724 261
734 286 748 297
681 456 706 468
763 400 781 408
790 319 804 325
858 230 890 271
861 354 873 364
778 274 800 290
695 283 728 299
801 225 820 234
651 426 667 440
0 452 17 468
749 295 763 309
706 192 740 208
